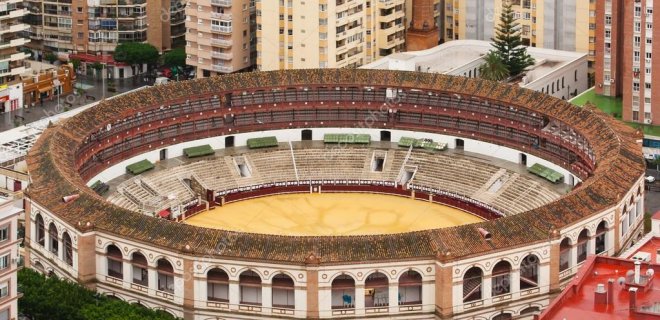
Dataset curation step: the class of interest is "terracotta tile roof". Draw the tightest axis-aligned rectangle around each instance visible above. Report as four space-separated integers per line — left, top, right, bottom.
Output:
26 69 646 264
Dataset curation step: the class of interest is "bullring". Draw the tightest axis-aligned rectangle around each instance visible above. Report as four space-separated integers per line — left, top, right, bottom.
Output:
25 69 646 319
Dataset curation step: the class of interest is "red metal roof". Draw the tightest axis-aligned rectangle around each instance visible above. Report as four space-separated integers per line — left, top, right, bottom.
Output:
539 256 660 320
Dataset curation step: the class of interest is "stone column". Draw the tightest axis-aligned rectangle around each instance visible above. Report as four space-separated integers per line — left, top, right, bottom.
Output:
549 242 561 292
355 284 365 315
262 283 272 309
305 254 320 319
76 230 97 286
148 267 158 293
228 280 240 306
570 246 578 271
434 262 453 317
182 258 195 320
388 282 398 309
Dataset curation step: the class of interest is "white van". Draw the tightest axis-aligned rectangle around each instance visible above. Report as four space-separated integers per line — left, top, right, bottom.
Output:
154 77 169 86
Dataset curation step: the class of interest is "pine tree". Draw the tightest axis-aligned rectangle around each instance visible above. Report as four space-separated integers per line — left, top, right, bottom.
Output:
490 0 534 78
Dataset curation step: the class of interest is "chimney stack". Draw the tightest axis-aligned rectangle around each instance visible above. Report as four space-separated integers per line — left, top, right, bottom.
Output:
607 279 614 305
629 287 638 314
635 260 641 284
594 283 607 305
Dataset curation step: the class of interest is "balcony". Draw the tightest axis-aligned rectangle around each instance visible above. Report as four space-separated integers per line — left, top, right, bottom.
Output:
211 12 232 20
212 51 233 60
212 64 233 73
211 38 232 47
211 0 232 7
211 25 232 34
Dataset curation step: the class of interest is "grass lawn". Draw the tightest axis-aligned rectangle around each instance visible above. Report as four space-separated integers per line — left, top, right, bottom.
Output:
571 88 623 119
571 88 660 137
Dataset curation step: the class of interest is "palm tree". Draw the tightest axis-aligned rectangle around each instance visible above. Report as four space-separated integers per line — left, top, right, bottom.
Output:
479 51 509 82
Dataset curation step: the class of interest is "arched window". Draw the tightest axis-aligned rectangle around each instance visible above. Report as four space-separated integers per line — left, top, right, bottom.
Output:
131 252 148 287
62 232 73 266
520 254 539 290
331 274 355 309
365 272 388 307
157 258 174 293
463 267 483 302
492 313 513 320
520 306 541 316
577 229 589 263
595 221 607 254
491 261 512 296
106 244 123 279
559 238 572 272
48 223 58 254
36 214 45 247
272 273 295 309
207 268 229 302
239 270 262 306
399 270 422 305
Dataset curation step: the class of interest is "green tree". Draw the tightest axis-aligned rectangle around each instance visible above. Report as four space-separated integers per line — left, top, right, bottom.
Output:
162 48 186 68
71 58 81 71
479 51 509 82
18 268 178 320
490 0 534 77
44 52 58 64
113 42 160 74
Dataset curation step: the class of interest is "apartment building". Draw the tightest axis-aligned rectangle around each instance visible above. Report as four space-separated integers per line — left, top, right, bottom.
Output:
0 0 30 112
22 0 185 56
595 0 658 125
254 0 438 71
185 0 254 77
0 188 24 320
442 0 596 75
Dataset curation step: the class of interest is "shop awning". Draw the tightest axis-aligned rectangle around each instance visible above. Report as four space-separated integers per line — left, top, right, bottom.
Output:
38 86 53 93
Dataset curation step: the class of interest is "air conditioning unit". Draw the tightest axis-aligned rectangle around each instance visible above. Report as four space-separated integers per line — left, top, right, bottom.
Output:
645 119 653 124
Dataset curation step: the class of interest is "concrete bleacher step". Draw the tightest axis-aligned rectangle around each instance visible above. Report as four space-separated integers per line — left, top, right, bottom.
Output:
471 169 508 200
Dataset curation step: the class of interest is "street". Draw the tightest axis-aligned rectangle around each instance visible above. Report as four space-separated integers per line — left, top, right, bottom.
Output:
0 74 148 132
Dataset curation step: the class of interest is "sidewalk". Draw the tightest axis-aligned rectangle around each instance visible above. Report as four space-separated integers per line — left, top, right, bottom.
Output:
0 75 148 132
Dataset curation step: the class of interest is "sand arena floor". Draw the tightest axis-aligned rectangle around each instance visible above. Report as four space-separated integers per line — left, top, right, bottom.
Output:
184 193 483 236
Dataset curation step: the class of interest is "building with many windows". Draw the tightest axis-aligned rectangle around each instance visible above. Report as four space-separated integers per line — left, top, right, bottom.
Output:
595 0 658 125
252 0 439 71
184 0 254 77
0 177 25 320
21 0 186 57
441 0 596 78
0 0 30 112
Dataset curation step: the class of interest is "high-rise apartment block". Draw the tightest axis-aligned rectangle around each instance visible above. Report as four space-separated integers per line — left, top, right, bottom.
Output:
185 0 255 77
0 0 30 112
0 195 24 320
442 0 596 74
595 0 658 125
22 0 185 55
254 0 439 71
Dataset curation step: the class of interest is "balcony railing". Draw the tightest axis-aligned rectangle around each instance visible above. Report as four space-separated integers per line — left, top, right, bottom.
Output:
211 0 232 6
211 25 232 33
212 64 233 73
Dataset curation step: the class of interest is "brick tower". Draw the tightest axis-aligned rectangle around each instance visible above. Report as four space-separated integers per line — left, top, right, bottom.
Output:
406 0 439 51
